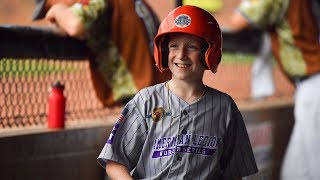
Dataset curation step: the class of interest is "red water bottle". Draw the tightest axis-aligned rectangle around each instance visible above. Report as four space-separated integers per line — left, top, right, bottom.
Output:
48 81 66 129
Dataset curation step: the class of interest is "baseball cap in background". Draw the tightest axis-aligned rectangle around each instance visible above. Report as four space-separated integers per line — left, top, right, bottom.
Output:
32 0 47 20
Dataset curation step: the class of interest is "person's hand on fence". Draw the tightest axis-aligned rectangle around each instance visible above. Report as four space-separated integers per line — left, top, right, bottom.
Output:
46 22 69 37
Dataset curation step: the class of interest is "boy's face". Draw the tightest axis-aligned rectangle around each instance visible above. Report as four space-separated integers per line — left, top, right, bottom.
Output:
167 33 206 82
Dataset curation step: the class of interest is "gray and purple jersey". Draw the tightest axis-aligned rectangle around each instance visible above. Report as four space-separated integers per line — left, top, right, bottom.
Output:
98 82 258 179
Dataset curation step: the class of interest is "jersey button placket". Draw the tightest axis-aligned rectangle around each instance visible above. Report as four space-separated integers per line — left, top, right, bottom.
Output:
177 156 182 161
180 110 188 134
168 109 187 178
182 110 188 116
182 129 187 134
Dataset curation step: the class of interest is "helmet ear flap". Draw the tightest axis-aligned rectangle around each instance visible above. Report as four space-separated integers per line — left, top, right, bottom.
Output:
200 43 209 69
206 42 222 74
158 36 169 71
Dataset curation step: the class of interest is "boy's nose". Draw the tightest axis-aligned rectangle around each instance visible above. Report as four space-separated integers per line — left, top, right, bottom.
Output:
176 47 188 60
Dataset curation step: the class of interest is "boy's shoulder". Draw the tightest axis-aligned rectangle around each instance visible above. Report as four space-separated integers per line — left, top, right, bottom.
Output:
132 83 166 102
207 86 233 100
206 86 239 108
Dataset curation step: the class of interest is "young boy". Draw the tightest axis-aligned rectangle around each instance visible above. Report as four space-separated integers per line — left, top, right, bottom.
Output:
98 5 258 179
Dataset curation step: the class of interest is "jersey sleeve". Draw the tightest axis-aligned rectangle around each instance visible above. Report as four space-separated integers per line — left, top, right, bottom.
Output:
70 0 111 53
220 98 258 178
236 0 289 28
97 99 148 171
71 0 107 29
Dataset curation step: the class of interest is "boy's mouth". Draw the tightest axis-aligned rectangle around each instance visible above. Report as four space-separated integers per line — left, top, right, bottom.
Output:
175 63 191 68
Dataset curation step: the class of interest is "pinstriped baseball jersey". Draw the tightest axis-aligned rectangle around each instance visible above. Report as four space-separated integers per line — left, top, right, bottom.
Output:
98 82 258 179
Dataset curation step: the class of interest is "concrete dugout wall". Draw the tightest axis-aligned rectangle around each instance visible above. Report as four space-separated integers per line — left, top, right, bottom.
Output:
240 99 294 180
0 125 112 180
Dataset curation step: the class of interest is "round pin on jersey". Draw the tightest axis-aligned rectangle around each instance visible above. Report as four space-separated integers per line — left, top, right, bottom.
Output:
152 107 165 122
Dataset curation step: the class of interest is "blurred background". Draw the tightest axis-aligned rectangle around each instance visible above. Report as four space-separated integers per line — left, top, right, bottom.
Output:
0 0 295 179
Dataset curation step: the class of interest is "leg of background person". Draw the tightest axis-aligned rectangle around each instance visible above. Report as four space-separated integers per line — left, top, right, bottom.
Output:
251 32 275 100
280 74 320 180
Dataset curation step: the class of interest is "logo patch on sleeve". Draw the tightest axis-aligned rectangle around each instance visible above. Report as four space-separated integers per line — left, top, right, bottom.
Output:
117 107 129 123
107 107 129 144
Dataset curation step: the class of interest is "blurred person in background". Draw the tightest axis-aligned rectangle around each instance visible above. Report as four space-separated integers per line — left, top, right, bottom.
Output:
222 0 320 179
32 0 171 107
250 32 275 100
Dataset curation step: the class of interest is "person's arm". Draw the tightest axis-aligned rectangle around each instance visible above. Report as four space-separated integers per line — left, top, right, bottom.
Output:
105 160 133 180
220 11 250 33
45 3 86 39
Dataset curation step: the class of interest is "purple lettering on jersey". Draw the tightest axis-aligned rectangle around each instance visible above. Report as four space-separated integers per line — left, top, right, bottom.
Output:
170 136 177 147
106 107 129 144
107 123 120 144
151 134 222 158
175 146 217 155
152 148 176 158
152 145 217 158
183 134 191 144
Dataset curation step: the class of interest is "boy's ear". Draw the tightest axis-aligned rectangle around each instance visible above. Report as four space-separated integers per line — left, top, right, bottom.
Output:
200 44 209 69
210 61 219 74
212 65 218 74
200 57 208 69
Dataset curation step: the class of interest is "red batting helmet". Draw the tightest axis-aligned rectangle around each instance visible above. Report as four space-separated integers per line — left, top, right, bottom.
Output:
154 5 222 73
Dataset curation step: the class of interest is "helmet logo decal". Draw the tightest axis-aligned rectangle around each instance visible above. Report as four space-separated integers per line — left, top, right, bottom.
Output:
175 14 191 28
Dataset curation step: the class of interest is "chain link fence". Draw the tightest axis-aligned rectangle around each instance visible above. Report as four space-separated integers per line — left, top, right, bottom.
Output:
0 25 120 129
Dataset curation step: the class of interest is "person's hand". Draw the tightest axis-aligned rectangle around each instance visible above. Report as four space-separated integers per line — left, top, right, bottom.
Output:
45 4 70 36
45 3 69 26
45 3 86 39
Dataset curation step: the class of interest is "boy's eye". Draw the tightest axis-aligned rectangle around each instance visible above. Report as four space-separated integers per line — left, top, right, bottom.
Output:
168 44 199 50
168 44 177 48
187 45 197 50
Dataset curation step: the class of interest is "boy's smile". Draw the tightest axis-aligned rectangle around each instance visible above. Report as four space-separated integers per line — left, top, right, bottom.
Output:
175 63 191 68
